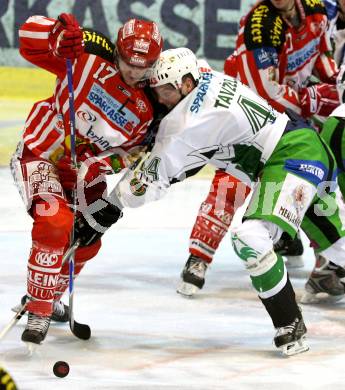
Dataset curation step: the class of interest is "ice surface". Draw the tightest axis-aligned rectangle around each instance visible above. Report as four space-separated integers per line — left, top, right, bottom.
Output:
1 168 345 390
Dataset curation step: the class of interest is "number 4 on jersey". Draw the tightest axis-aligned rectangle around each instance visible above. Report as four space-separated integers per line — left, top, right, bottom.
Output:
142 157 161 181
238 95 276 134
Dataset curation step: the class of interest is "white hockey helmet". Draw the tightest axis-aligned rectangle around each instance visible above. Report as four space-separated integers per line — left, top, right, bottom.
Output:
150 47 200 89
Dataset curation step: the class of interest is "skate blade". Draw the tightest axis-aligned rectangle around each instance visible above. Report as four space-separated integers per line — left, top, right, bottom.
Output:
279 335 309 357
285 256 304 269
24 342 39 356
176 281 200 297
300 290 345 304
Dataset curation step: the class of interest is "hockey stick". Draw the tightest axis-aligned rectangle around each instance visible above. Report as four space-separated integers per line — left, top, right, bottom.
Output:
66 59 91 340
0 240 80 342
0 304 27 341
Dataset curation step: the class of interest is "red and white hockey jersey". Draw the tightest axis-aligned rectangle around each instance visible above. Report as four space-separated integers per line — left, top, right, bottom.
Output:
225 0 338 114
19 16 154 162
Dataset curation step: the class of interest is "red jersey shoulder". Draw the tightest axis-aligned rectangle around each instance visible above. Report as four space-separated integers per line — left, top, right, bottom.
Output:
302 10 328 38
83 28 115 63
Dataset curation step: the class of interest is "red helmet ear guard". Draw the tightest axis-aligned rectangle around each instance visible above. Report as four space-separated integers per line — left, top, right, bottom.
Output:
116 19 163 68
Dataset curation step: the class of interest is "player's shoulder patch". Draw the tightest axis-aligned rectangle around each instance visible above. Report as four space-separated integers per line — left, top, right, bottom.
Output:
83 28 115 63
244 0 285 51
300 0 326 16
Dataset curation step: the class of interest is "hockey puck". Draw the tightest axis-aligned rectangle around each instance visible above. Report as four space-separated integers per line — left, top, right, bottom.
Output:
53 361 69 378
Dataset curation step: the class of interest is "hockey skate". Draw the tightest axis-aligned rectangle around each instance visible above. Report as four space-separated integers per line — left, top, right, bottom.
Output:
177 254 209 297
274 317 309 356
274 232 304 268
13 295 69 323
21 312 51 352
300 256 345 304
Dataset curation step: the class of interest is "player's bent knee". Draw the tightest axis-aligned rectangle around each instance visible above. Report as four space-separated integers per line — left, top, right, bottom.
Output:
231 219 283 253
31 199 74 248
232 219 273 255
232 238 285 295
245 249 279 277
231 219 284 280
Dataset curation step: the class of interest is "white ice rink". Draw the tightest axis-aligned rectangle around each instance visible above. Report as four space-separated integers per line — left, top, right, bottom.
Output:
1 167 345 390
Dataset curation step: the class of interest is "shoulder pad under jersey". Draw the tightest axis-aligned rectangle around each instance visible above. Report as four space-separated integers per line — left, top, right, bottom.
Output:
244 0 285 51
300 0 326 16
83 28 115 63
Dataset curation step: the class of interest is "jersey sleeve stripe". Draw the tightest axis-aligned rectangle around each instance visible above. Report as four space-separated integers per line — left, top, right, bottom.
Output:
42 133 65 159
25 101 51 129
35 131 64 159
317 54 338 79
25 16 55 26
18 30 49 39
27 120 58 150
24 110 55 143
62 55 96 114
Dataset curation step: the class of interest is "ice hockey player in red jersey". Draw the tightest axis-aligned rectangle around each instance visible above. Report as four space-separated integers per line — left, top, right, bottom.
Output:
10 13 163 347
225 0 340 118
177 0 345 297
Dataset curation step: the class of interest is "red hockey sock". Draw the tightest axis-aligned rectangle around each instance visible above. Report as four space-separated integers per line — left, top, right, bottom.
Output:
27 199 74 314
189 171 250 262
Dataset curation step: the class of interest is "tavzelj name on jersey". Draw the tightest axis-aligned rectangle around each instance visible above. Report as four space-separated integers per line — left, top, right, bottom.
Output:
87 83 140 134
190 73 214 113
214 77 238 109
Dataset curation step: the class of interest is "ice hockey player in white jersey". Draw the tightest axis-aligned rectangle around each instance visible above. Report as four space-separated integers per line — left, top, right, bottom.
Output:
74 48 345 355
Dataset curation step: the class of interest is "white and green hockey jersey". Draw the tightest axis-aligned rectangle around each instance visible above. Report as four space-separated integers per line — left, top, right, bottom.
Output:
111 70 289 208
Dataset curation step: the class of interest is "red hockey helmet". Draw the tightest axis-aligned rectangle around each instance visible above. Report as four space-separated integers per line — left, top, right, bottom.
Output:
116 19 163 68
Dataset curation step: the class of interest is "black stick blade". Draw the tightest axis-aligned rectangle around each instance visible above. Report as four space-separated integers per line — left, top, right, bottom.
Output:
70 320 91 340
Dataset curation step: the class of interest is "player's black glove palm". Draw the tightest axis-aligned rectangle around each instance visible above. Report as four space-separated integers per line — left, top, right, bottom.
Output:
74 202 123 246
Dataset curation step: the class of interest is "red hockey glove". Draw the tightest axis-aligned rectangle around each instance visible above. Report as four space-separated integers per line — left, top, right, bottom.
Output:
56 155 77 190
79 146 148 183
56 156 109 190
79 157 114 184
56 146 147 190
299 84 340 118
49 13 84 59
56 154 110 191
